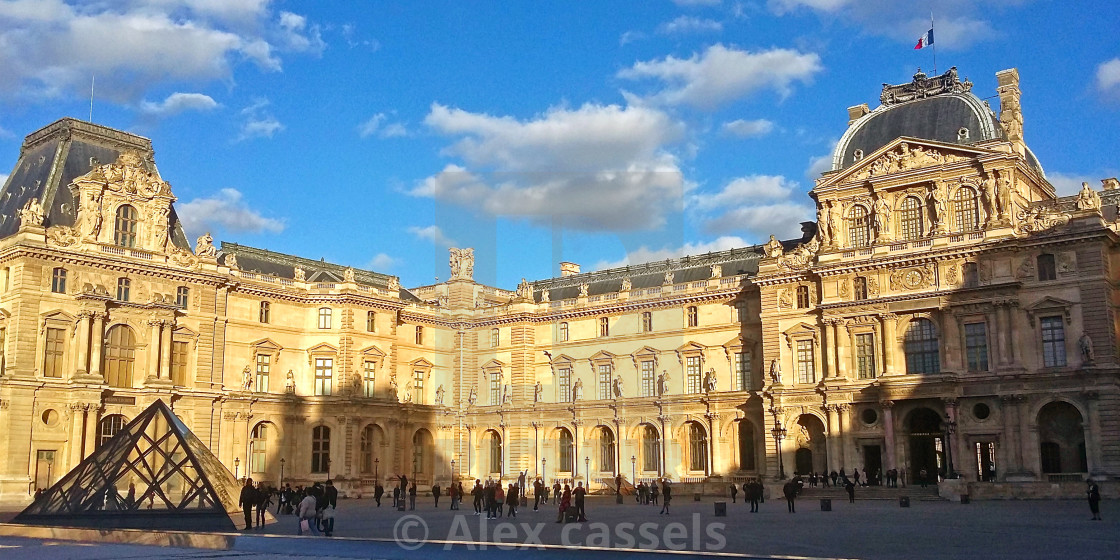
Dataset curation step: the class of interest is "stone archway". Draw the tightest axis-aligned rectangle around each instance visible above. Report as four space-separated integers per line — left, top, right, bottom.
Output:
905 407 943 484
1038 402 1087 474
794 414 827 475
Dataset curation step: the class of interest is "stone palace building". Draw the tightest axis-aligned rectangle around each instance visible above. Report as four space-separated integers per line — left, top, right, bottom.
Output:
0 66 1116 503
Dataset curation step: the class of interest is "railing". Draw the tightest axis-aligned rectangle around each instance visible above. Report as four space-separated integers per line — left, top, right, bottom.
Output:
604 292 618 300
279 279 293 287
677 476 707 483
968 232 984 240
100 245 124 255
1047 473 1085 483
589 295 601 302
693 280 707 288
315 283 336 289
842 251 855 258
673 284 687 292
889 242 909 251
720 277 738 285
913 239 932 247
859 248 873 256
949 235 963 243
130 250 152 260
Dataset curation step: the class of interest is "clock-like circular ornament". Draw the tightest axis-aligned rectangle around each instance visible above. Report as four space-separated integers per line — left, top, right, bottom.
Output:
903 269 924 289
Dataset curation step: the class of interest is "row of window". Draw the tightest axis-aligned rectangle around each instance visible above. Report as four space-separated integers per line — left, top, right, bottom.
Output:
552 306 710 343
49 268 190 309
847 188 983 248
544 353 753 404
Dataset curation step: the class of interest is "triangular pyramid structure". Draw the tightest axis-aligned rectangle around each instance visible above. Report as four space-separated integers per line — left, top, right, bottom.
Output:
15 399 268 531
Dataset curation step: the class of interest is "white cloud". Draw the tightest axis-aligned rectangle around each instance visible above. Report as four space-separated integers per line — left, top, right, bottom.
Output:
1097 58 1120 95
768 0 850 14
1047 172 1098 197
594 236 750 270
619 30 645 45
618 44 823 109
413 103 688 231
139 92 219 117
177 188 285 238
366 252 397 271
691 175 796 211
703 201 812 239
722 118 774 138
0 173 9 187
358 113 408 138
657 16 723 35
768 1 999 50
672 0 722 6
236 98 283 141
408 225 457 247
0 1 323 102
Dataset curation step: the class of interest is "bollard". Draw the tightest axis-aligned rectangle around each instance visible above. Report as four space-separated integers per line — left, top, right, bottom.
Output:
714 502 727 517
820 498 832 511
960 494 970 504
899 496 910 508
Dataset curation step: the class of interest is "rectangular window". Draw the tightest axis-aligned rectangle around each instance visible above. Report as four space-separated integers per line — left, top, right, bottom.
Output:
641 360 655 397
736 302 749 323
259 301 270 323
318 308 332 329
964 322 989 372
176 286 189 310
796 286 810 309
796 340 815 384
366 311 376 332
1037 254 1057 281
687 306 698 327
599 317 609 337
413 370 424 404
642 312 653 332
415 326 423 345
43 327 65 378
735 351 751 391
558 367 571 402
171 341 189 386
314 357 333 395
116 278 130 301
855 333 876 379
363 361 376 398
559 322 569 342
853 277 867 301
51 268 66 294
255 353 270 392
490 374 501 404
1040 316 1066 367
686 356 702 394
598 364 611 400
491 328 499 348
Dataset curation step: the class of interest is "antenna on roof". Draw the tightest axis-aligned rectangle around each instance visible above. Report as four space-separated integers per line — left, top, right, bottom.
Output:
89 75 95 123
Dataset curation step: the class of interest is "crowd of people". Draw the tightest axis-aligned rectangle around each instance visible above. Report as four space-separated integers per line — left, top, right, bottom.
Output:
238 478 339 536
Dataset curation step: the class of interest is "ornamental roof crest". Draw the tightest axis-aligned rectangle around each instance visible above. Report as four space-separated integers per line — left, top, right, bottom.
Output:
880 67 973 106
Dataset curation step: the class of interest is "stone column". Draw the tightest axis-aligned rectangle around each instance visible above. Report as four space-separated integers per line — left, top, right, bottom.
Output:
706 412 719 477
997 304 1011 366
161 321 173 380
941 314 962 372
1008 303 1023 366
833 320 848 380
1016 397 1034 477
881 401 897 471
1086 392 1104 476
88 313 105 380
985 309 1002 366
999 395 1021 476
838 404 853 471
829 321 842 379
73 312 91 378
67 403 85 466
944 399 963 478
148 320 163 379
881 315 897 376
825 405 840 472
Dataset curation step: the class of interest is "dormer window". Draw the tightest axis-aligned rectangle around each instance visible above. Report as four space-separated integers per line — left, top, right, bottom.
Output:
114 205 138 248
899 196 924 240
848 205 870 248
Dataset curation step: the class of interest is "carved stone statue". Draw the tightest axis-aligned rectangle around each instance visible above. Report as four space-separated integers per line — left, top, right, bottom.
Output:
612 376 624 398
763 235 784 258
579 283 589 297
285 370 295 394
449 247 475 280
468 386 477 406
709 265 722 279
656 372 669 397
872 195 890 240
17 198 44 227
573 378 584 401
1079 333 1095 364
539 290 549 303
502 384 512 405
387 276 400 292
769 359 782 384
663 271 674 285
195 232 217 257
404 382 413 403
241 365 253 391
151 206 170 250
225 253 239 270
704 370 717 393
1076 182 1102 212
515 278 532 299
389 376 400 402
981 175 998 224
1103 178 1120 191
928 182 949 232
996 171 1013 220
816 203 831 246
79 191 103 239
293 266 306 281
621 277 632 291
435 384 445 406
534 381 543 402
344 267 356 282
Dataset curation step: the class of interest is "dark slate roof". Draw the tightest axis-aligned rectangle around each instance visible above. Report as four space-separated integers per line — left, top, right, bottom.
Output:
0 118 190 249
219 242 418 300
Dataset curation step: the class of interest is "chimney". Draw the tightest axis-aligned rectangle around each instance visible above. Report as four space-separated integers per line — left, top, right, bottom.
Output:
559 262 580 277
847 104 870 125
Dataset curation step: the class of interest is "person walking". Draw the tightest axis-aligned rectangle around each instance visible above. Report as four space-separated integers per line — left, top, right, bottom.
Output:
472 480 483 515
919 468 928 488
373 483 383 507
650 482 659 505
747 480 760 513
783 480 797 513
507 483 518 517
322 480 338 537
552 481 561 505
845 479 856 503
433 483 441 508
408 482 417 511
659 479 672 515
573 481 587 521
730 483 738 503
533 478 543 511
853 468 861 487
556 485 572 523
297 489 319 536
238 478 258 530
256 482 271 527
1088 479 1103 520
494 483 505 518
448 482 458 510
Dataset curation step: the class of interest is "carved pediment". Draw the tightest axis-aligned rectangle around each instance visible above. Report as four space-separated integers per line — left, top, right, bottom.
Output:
306 342 338 354
411 358 435 369
1024 296 1074 326
359 344 386 358
782 322 819 348
480 358 505 371
69 151 177 254
250 338 283 352
589 350 617 363
827 138 989 187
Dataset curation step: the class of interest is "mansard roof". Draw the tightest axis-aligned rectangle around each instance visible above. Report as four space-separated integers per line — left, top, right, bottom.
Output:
0 118 190 248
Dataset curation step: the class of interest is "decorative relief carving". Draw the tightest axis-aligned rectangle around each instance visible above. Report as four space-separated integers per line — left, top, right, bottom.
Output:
889 263 935 291
777 289 793 309
777 238 819 272
18 198 43 227
838 279 850 299
70 151 176 251
945 262 960 286
1015 206 1070 235
880 67 973 106
1015 256 1035 279
46 226 81 247
852 142 967 180
866 276 880 297
449 247 474 280
1057 252 1077 275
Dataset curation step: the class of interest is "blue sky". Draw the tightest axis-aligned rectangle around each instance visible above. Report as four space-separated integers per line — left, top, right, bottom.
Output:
0 1 1117 288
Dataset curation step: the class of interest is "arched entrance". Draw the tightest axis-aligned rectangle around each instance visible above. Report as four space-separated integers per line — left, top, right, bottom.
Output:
557 427 574 474
412 429 434 483
794 414 826 475
738 419 757 471
359 424 386 476
594 426 616 475
906 407 944 484
484 430 503 478
1038 402 1088 474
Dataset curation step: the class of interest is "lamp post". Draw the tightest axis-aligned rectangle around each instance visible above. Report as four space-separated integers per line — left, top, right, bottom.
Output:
375 457 380 481
542 458 547 483
46 455 53 488
770 421 787 479
585 456 590 482
631 455 636 483
451 459 456 482
234 457 240 480
279 458 285 487
944 414 958 480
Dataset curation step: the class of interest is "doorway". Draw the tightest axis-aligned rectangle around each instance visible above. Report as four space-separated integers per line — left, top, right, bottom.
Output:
863 445 882 485
795 448 813 475
906 407 944 484
975 441 996 481
34 449 56 491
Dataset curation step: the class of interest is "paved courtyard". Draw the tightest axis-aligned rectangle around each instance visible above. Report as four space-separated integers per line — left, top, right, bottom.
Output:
0 496 1117 559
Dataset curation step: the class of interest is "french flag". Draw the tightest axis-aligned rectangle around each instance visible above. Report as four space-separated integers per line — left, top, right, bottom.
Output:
914 28 934 49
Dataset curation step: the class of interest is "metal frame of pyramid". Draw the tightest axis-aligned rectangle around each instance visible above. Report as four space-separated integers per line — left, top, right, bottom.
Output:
15 399 264 531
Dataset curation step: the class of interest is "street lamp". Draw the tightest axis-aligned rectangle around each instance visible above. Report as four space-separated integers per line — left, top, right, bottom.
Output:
770 421 787 479
542 458 547 482
375 457 380 481
279 458 285 486
944 414 958 480
585 456 590 481
234 457 240 480
451 459 456 482
631 455 636 482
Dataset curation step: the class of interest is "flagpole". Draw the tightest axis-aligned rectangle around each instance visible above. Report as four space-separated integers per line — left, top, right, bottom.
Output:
930 11 937 75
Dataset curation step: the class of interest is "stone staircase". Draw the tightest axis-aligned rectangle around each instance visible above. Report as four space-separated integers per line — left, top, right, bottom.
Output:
796 483 943 501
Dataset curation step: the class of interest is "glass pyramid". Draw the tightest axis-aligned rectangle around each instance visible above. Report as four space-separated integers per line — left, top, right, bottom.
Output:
16 399 263 531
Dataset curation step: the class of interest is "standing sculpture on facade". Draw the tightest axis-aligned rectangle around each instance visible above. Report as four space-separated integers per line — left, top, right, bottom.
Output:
928 182 949 233
241 366 253 391
816 203 831 246
195 232 217 257
872 195 890 240
769 359 782 384
656 372 669 397
449 247 475 280
1079 333 1095 364
285 370 295 394
389 376 400 402
573 378 584 401
612 376 624 398
435 384 445 406
996 171 1014 221
534 381 543 402
468 386 477 406
515 278 532 299
704 369 718 393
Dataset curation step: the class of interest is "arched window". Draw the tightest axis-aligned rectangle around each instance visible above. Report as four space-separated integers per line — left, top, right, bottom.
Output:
688 422 708 472
487 430 503 475
114 204 138 248
899 196 924 240
738 420 757 471
98 414 127 447
1038 402 1087 473
250 423 269 475
311 426 330 473
904 318 940 374
558 428 574 472
954 187 980 232
259 301 270 323
413 429 433 479
103 325 136 387
598 427 615 474
848 205 870 248
641 425 661 472
360 425 374 473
